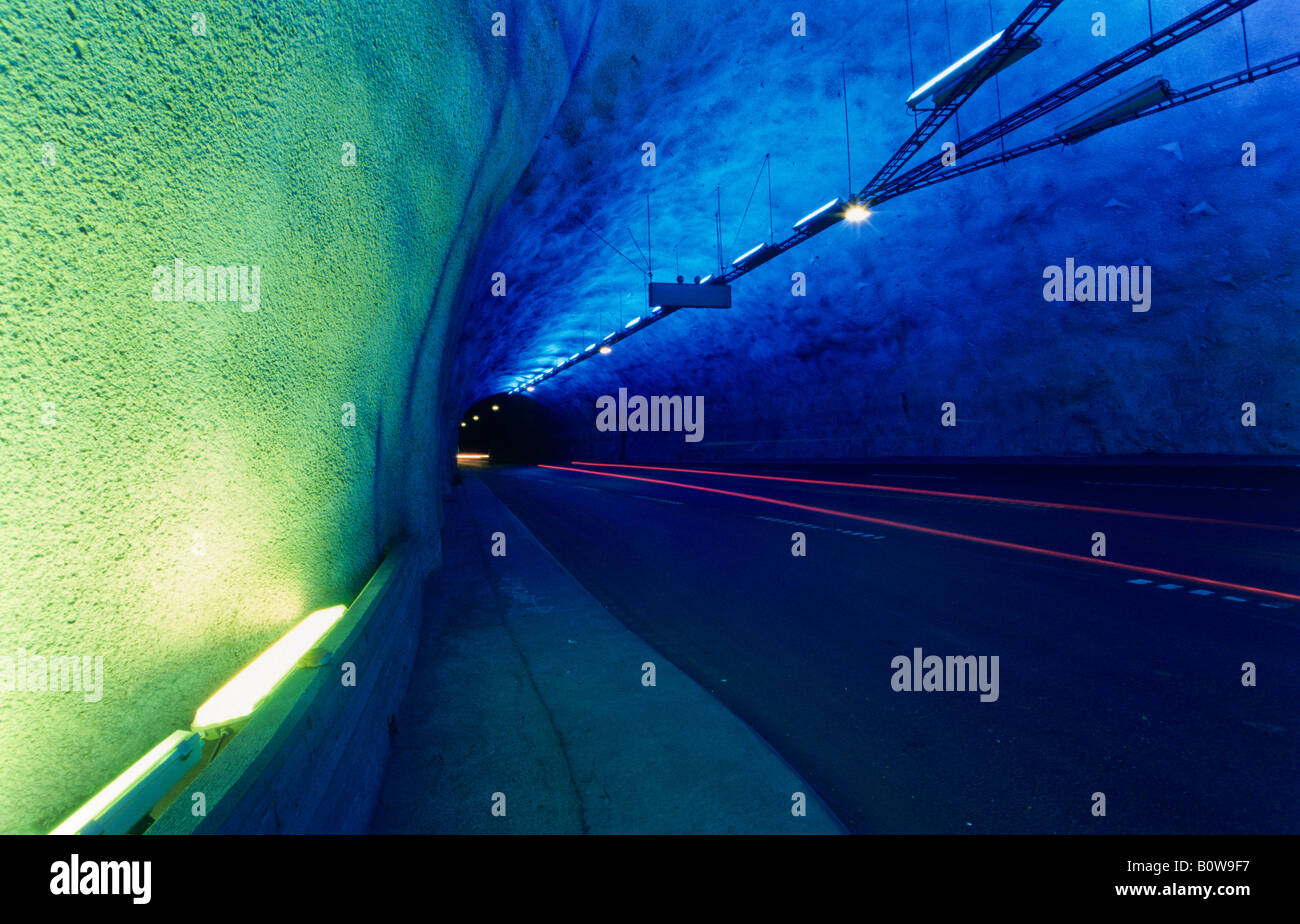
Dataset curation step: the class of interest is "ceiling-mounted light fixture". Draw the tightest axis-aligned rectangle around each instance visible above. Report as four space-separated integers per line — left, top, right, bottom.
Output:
731 243 767 267
192 605 347 738
793 197 844 231
844 201 871 223
906 30 1041 109
1055 75 1174 143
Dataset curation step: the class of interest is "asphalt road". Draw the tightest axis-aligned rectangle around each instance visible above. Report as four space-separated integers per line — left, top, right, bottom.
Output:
476 460 1300 834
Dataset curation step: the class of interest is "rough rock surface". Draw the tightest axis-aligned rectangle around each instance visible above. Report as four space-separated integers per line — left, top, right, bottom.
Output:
454 0 1299 459
0 0 594 833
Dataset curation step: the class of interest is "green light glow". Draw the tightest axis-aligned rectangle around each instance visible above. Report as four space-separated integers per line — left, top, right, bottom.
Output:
192 606 345 737
0 0 579 834
48 730 200 835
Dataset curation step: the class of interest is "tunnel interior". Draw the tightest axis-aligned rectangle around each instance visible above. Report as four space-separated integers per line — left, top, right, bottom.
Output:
456 394 565 464
3 0 1298 838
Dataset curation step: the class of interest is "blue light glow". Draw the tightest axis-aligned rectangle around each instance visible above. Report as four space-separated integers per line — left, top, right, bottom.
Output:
731 243 765 266
907 30 1004 106
793 197 843 230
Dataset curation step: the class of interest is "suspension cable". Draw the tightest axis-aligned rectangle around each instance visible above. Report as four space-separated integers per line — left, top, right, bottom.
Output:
730 154 769 253
874 50 1300 202
868 0 1265 203
577 217 645 276
1241 10 1251 73
990 0 1006 160
905 0 919 130
943 0 961 143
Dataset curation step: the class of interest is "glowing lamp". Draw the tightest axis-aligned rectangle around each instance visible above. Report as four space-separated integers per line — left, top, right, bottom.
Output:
844 202 870 223
49 730 203 834
191 605 346 738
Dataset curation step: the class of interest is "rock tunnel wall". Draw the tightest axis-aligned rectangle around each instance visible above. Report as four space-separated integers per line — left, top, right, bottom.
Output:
2 0 1297 836
453 0 1299 460
0 0 594 833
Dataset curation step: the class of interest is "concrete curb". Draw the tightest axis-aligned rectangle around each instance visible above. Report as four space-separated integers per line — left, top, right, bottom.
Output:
149 543 423 834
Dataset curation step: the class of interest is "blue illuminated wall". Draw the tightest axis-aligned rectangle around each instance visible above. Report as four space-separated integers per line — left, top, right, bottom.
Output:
449 0 1300 459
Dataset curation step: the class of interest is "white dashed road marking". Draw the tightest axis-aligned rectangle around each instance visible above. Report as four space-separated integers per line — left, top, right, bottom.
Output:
631 494 683 505
756 515 886 540
1083 480 1271 493
870 473 958 480
1126 578 1292 609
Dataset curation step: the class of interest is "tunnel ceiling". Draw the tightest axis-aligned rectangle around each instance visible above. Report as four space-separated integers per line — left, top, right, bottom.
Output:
451 0 1299 457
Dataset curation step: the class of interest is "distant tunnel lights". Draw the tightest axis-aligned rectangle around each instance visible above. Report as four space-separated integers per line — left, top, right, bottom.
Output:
192 605 347 738
599 345 612 355
906 30 1041 109
625 317 641 328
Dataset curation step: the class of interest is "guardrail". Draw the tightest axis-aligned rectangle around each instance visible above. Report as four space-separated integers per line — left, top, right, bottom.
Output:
51 541 425 835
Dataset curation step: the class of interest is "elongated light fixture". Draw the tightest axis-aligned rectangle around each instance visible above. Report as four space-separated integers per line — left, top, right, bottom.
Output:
908 31 1005 107
192 605 346 738
793 197 844 231
1055 76 1174 143
50 730 202 834
731 243 766 267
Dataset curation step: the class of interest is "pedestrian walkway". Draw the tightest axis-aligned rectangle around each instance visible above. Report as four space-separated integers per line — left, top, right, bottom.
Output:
368 474 843 833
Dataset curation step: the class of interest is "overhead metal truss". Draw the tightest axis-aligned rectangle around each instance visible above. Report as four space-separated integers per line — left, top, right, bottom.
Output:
510 0 1290 395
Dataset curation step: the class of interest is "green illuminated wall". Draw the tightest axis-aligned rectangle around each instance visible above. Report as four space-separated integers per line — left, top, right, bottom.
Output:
0 0 584 833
